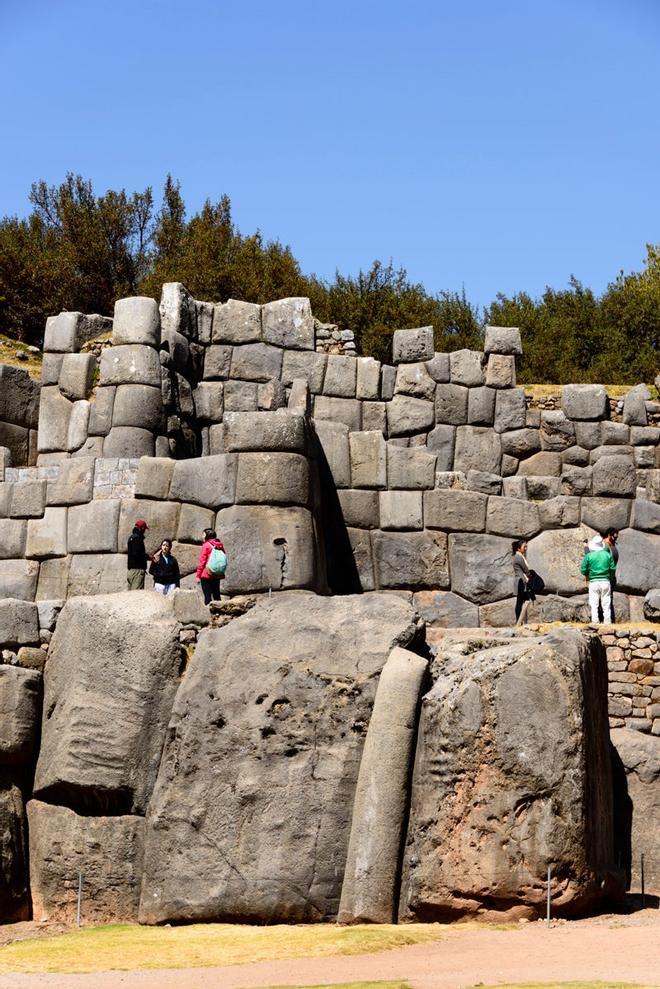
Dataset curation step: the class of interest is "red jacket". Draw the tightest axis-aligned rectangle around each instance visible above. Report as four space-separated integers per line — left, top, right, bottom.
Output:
196 538 226 580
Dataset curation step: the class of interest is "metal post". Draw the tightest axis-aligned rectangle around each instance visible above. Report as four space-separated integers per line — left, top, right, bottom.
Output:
641 853 645 909
76 871 82 927
546 865 551 925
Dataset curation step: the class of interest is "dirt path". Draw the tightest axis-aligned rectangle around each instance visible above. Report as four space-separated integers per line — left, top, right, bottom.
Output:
1 911 659 989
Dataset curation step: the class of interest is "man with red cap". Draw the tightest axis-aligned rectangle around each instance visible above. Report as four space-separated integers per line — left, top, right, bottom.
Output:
127 518 149 590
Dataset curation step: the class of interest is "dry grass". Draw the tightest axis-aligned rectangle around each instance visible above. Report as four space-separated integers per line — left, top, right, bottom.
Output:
523 384 658 401
463 984 660 989
0 333 43 378
240 983 412 989
0 922 443 975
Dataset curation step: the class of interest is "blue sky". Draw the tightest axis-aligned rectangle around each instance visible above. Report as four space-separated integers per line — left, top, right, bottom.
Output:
1 0 659 309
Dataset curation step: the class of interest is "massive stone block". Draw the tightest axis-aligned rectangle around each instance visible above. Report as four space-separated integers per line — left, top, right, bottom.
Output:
486 496 541 539
44 312 111 353
412 590 479 628
134 456 175 501
0 783 29 922
213 299 261 344
9 479 46 519
610 729 660 893
26 507 67 559
103 426 154 458
581 497 631 532
632 498 660 534
518 450 562 477
37 386 72 453
216 505 319 593
395 362 436 400
356 357 381 400
33 593 183 814
0 665 41 766
379 490 423 530
392 327 434 364
622 384 650 427
0 560 40 601
314 420 351 488
387 446 436 490
112 296 160 348
235 453 309 506
99 345 162 388
592 455 637 498
230 342 283 382
0 600 39 647
66 554 126 597
349 431 387 489
484 325 522 355
139 592 423 924
615 528 660 595
423 489 487 532
68 500 120 554
281 350 327 393
386 395 434 437
66 400 91 452
339 647 429 924
117 499 181 557
454 426 502 475
562 384 609 421
467 386 496 425
169 454 237 509
540 411 576 452
526 526 594 595
323 355 357 397
449 349 484 387
58 353 96 402
0 422 29 466
112 384 163 431
0 519 26 559
427 424 456 471
262 297 314 350
448 533 513 604
494 388 527 433
313 396 362 432
0 365 40 429
28 800 145 923
400 630 619 920
337 489 380 529
485 354 516 388
434 384 468 425
372 530 449 589
223 411 307 453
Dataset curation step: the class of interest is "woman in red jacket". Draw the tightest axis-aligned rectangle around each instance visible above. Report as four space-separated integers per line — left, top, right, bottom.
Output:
196 528 226 605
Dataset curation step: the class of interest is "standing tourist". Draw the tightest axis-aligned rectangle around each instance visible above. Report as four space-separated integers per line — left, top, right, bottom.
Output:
149 539 181 595
127 519 149 590
512 539 532 625
196 528 227 605
580 534 617 624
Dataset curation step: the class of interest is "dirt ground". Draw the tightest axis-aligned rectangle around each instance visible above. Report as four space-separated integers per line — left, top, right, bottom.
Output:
0 907 659 989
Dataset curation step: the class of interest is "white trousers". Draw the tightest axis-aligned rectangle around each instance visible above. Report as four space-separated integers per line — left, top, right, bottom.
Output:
154 582 177 596
589 579 612 623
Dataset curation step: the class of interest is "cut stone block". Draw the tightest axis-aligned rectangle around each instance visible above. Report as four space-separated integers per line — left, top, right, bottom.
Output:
223 380 259 413
379 490 423 530
356 357 381 400
580 496 631 532
169 455 237 509
66 400 90 452
223 411 306 453
0 559 39 601
203 345 232 381
622 384 650 427
118 500 181 557
112 296 160 348
386 396 434 437
323 355 357 397
44 312 111 353
592 455 637 498
561 464 592 497
448 533 514 603
349 431 387 489
113 385 163 431
103 427 154 459
423 489 488 532
337 489 380 528
176 503 216 544
314 420 350 488
425 353 450 383
215 505 318 593
394 363 436 400
454 426 502 475
313 396 362 432
387 446 436 489
347 527 375 590
561 384 609 421
281 350 327 393
9 480 46 519
41 353 64 386
449 349 484 387
631 498 660 534
0 665 41 765
615 528 660 595
0 519 26 559
46 457 95 506
213 299 262 344
67 500 120 554
467 386 496 425
261 297 314 350
427 424 456 471
494 388 527 433
485 354 516 388
99 345 162 387
540 411 576 452
412 589 479 628
159 282 197 340
484 325 522 355
88 387 116 437
372 530 449 589
37 387 72 453
26 508 67 559
392 327 434 364
191 382 223 422
538 496 581 529
361 401 386 433
0 600 39 646
466 470 502 495
434 384 468 425
58 353 96 401
486 496 541 539
518 451 562 476
235 452 309 506
134 457 175 501
230 343 283 382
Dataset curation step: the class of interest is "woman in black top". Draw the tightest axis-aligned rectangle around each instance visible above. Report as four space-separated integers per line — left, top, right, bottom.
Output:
149 539 180 595
512 539 531 625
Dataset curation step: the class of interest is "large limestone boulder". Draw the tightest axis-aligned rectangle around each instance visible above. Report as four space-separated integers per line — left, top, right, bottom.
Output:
526 526 594 595
139 592 424 924
33 593 183 814
27 800 145 923
0 782 30 922
447 534 513 604
616 528 660 595
400 629 621 920
610 729 660 892
0 666 41 766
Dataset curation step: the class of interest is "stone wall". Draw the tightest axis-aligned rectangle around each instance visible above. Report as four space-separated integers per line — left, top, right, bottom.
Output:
606 628 660 735
0 282 658 617
0 366 39 470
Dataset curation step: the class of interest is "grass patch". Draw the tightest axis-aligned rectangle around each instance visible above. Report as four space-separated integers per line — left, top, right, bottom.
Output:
0 922 443 975
463 984 660 989
0 333 43 379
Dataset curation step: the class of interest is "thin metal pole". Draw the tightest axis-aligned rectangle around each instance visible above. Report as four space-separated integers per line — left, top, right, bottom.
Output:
546 865 551 926
641 854 645 909
76 871 82 927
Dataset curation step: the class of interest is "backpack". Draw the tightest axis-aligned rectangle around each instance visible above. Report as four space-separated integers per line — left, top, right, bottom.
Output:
527 569 545 595
207 546 227 576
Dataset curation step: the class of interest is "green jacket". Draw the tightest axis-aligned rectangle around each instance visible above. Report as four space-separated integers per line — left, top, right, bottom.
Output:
580 549 616 582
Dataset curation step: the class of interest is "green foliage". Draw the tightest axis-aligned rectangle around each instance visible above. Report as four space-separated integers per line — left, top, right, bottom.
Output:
0 173 657 383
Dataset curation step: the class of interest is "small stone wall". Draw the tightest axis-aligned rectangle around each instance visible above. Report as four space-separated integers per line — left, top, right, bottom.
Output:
605 628 660 735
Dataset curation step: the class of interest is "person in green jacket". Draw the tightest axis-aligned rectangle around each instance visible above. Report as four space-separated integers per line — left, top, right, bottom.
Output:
580 534 617 624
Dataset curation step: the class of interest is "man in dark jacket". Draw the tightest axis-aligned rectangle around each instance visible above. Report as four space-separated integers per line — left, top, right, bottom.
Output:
127 519 149 589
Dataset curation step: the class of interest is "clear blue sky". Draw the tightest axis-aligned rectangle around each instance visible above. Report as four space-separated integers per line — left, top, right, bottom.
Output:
1 0 659 310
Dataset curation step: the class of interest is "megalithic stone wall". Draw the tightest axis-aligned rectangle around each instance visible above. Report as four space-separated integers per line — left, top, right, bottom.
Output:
0 280 658 618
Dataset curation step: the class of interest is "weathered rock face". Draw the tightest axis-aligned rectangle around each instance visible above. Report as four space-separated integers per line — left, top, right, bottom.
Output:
0 666 41 766
33 593 183 814
139 592 424 924
610 729 660 893
27 800 145 923
0 781 30 922
400 629 621 921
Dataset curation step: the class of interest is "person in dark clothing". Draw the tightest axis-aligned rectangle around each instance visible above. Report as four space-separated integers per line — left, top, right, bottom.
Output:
149 539 180 595
512 539 533 625
127 519 149 590
196 528 226 605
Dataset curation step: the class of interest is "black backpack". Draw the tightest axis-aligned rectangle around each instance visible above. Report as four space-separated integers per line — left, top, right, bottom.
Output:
527 569 545 595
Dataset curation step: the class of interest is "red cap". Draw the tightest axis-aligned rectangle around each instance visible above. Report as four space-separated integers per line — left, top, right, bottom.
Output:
135 519 148 531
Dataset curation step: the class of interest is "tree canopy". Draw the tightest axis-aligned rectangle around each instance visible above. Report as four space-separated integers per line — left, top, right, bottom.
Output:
0 173 657 383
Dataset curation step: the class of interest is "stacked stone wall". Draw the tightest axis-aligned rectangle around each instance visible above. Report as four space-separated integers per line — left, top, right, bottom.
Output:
606 628 660 735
